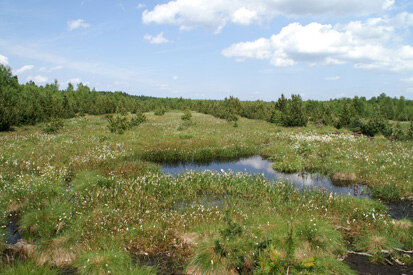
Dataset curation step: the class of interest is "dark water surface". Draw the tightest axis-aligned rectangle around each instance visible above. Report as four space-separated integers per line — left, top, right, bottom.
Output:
6 219 22 245
162 155 368 198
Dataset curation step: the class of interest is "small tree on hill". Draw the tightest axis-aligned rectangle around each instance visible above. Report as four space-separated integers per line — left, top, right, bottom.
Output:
274 94 308 127
181 109 192 120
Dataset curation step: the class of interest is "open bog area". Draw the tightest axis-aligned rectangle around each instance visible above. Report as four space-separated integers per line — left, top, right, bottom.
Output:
1 0 413 273
1 112 412 274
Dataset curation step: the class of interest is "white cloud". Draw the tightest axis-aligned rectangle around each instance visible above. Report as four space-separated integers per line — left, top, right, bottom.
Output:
0 54 8 65
222 38 272 61
401 77 413 83
142 0 394 32
0 40 165 92
232 7 258 25
324 76 340 80
14 65 34 74
67 19 90 31
67 78 81 84
136 3 145 9
382 0 395 9
38 65 63 73
172 75 179 80
144 32 170 44
26 75 48 84
159 83 169 90
222 13 413 72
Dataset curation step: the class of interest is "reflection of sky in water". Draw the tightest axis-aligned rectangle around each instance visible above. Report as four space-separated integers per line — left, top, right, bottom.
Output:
162 155 369 198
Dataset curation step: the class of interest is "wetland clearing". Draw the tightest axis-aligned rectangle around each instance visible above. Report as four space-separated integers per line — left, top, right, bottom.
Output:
2 1 413 273
1 112 412 274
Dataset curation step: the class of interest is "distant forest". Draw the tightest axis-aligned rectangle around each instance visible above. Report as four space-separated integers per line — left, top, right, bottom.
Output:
1 64 412 133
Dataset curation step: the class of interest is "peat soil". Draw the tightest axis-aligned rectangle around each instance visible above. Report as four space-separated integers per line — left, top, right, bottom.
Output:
344 254 413 275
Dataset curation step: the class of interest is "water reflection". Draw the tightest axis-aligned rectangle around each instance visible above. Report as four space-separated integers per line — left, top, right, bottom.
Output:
162 155 368 198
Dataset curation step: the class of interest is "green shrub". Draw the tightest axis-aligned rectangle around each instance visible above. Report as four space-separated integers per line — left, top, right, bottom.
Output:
393 121 413 141
106 113 146 134
0 104 14 131
181 110 192 120
271 94 307 127
130 112 147 126
225 111 238 122
43 118 64 134
154 107 166 116
106 114 129 134
270 110 282 125
360 117 392 137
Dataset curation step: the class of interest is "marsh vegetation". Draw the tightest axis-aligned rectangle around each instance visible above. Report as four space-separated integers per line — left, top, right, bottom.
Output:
0 65 412 274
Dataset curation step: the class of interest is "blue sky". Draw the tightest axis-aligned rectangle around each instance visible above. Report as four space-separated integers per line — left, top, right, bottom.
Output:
0 0 412 100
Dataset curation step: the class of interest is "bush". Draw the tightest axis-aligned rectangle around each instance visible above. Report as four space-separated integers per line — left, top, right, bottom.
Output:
225 111 238 122
130 112 147 126
270 110 282 125
43 118 64 134
181 110 192 120
106 113 146 134
409 121 413 140
0 105 13 131
271 94 307 127
360 117 392 137
154 107 166 116
391 123 411 141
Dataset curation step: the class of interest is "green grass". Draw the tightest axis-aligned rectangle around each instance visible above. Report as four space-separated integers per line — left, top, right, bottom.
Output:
0 111 412 273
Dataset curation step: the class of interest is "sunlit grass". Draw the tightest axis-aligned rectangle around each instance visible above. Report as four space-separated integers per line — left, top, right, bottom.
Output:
0 112 412 273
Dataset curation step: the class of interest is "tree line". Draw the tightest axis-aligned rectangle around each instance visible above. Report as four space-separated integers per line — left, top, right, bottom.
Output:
1 64 412 136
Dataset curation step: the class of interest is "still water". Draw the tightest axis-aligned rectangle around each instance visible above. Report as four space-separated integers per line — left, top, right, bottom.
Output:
162 155 369 198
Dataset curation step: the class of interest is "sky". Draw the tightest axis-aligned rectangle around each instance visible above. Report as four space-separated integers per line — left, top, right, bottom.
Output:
0 0 412 101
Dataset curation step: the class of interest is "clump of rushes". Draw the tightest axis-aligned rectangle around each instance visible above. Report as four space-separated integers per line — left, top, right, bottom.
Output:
74 248 155 274
188 204 255 274
140 145 257 163
0 260 58 275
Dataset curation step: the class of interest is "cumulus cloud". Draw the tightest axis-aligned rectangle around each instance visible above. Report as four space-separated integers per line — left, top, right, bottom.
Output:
232 7 258 25
142 0 394 32
14 65 34 74
0 54 8 65
222 13 413 71
26 75 48 84
144 32 170 44
67 19 90 31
